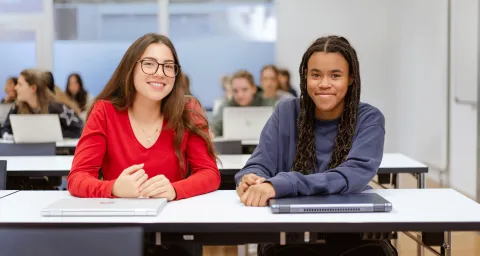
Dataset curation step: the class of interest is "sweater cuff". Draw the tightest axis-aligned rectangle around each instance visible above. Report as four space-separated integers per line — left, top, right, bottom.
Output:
267 173 295 198
171 182 185 200
103 179 117 198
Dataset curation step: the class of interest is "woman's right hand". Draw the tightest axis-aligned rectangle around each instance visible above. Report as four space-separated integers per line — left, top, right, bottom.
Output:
112 163 148 198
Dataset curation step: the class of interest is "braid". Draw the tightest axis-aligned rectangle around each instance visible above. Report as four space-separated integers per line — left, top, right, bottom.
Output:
291 36 361 174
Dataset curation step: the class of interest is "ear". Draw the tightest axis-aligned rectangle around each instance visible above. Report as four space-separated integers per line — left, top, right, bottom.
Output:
348 75 354 86
252 85 258 94
31 84 38 93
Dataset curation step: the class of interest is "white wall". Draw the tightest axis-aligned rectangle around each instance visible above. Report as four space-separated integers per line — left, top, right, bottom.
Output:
449 0 478 199
275 0 399 152
275 0 479 199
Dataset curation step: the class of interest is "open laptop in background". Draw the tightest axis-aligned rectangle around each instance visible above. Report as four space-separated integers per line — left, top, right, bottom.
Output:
222 106 273 140
41 197 168 217
269 193 392 214
9 114 63 143
0 103 13 125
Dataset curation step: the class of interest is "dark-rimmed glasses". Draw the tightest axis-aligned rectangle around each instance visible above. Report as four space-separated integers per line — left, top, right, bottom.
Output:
137 59 180 78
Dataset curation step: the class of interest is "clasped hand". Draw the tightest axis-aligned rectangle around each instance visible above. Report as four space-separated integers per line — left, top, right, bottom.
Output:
236 174 275 207
111 163 176 200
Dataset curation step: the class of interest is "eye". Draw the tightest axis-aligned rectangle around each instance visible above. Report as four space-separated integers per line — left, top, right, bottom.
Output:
143 61 156 66
164 64 175 70
311 73 320 78
332 74 341 78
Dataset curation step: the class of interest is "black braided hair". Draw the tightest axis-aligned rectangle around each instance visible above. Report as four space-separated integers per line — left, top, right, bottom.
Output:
291 36 361 174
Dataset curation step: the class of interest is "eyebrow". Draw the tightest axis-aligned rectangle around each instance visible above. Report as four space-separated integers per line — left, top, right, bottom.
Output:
142 57 175 63
309 68 344 73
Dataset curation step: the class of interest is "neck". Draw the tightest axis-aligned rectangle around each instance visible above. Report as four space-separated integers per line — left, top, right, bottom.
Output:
131 94 162 123
315 101 345 120
263 90 276 98
26 97 39 110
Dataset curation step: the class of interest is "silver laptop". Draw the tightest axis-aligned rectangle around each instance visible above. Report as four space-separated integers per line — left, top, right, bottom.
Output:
9 114 63 143
222 106 273 140
269 193 392 214
41 197 168 217
0 103 13 125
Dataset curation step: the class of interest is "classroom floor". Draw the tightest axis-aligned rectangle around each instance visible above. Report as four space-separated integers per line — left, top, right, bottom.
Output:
203 174 480 256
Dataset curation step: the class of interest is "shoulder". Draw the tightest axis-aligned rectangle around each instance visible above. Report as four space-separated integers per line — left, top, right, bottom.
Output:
356 102 385 128
48 102 69 113
184 96 207 126
274 97 300 120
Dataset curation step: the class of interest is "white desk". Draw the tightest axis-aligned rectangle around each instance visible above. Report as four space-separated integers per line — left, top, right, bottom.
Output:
0 138 79 148
0 189 478 254
0 190 17 199
1 153 428 187
213 137 259 146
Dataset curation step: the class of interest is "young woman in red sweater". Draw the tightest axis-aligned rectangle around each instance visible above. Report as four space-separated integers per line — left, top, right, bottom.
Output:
67 33 220 202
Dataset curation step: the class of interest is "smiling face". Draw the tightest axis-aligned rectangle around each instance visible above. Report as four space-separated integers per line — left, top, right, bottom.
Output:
306 52 353 120
231 77 256 106
133 43 176 104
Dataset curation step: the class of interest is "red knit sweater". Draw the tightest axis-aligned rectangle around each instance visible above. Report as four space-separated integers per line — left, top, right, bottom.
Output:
67 99 220 199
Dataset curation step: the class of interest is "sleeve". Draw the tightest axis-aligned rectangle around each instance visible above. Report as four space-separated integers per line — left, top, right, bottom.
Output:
267 123 385 198
171 98 221 200
210 101 225 136
52 103 84 138
67 101 116 198
0 105 17 139
233 104 281 185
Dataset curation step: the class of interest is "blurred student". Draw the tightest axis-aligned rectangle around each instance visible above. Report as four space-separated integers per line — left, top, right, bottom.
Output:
210 70 270 137
234 36 396 255
1 69 83 139
65 73 91 112
260 65 294 105
221 75 232 100
44 71 82 115
182 73 192 95
2 77 17 103
278 68 298 97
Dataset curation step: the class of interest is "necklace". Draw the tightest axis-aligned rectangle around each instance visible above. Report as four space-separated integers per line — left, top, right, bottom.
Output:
129 111 162 144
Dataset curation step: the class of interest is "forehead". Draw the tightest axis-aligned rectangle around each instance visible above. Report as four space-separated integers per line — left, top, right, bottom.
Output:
231 78 251 88
262 68 277 77
307 52 349 71
140 43 174 62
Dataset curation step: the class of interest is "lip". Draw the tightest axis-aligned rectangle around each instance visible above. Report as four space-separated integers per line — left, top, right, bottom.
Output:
315 93 335 96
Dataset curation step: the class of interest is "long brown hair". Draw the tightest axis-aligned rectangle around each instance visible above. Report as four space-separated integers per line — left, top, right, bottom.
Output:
87 33 217 174
292 36 361 174
17 69 54 114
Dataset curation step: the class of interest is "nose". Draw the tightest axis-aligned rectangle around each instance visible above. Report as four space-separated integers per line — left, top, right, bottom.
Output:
318 77 330 88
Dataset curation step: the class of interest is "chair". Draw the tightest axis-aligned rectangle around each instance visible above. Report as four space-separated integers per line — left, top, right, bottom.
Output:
213 140 242 155
0 226 143 256
213 140 242 190
0 142 56 156
0 143 58 190
0 160 6 190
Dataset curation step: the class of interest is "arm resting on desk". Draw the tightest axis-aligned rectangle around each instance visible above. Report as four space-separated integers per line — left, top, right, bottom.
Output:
67 101 115 198
270 124 385 198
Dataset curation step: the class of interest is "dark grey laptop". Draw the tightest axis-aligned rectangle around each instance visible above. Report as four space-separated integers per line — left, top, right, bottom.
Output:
269 193 392 214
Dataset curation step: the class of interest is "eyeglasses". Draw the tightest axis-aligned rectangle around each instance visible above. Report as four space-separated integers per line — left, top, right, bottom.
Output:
137 59 180 78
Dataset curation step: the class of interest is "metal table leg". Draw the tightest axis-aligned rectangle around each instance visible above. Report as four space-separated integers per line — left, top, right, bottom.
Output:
417 173 426 189
442 231 452 256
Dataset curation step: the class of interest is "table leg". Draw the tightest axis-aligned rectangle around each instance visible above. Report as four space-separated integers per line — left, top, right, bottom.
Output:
237 245 247 256
442 231 452 256
417 233 425 256
417 173 426 189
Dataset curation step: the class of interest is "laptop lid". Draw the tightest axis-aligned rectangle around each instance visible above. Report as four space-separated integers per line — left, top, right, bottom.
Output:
9 114 63 143
41 197 168 217
269 193 392 214
222 106 273 140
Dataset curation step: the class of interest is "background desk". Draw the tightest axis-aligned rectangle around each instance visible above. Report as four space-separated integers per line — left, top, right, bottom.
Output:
0 190 17 199
1 153 427 188
0 189 478 255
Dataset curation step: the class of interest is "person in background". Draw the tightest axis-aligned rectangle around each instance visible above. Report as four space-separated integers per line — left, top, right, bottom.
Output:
2 77 17 103
260 65 294 105
67 33 219 256
65 73 91 112
1 69 83 139
44 71 82 115
278 68 298 97
210 70 270 137
182 73 192 95
234 36 396 255
221 75 232 100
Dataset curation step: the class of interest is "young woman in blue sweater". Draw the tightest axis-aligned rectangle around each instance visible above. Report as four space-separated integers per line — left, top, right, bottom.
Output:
234 36 397 255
